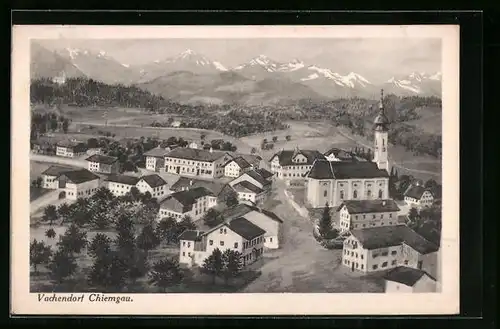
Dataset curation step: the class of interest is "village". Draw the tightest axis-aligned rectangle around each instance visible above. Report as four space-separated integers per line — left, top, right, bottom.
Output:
29 91 442 294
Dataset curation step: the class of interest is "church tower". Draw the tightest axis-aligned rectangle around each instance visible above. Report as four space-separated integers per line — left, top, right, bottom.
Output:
373 89 390 172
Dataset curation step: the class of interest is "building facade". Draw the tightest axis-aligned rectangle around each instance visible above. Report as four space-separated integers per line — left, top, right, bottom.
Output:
232 181 267 205
105 175 138 197
404 185 435 209
384 266 437 293
223 157 252 178
56 141 88 158
86 154 120 174
143 147 170 172
164 148 231 178
41 165 75 189
337 199 401 233
57 169 100 200
136 174 169 200
159 187 217 221
341 225 439 276
270 148 325 180
178 217 265 268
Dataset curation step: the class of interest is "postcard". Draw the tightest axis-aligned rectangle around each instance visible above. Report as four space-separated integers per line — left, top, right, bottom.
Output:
11 24 459 315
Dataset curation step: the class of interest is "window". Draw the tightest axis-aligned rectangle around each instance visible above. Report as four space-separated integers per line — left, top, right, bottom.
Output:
340 191 344 199
188 252 191 257
188 242 191 247
391 260 397 265
391 250 397 256
209 240 213 245
372 253 378 258
182 242 186 246
270 237 273 242
220 228 223 234
363 215 366 219
361 264 364 270
418 261 423 269
378 189 383 198
182 252 185 256
323 190 327 197
372 214 376 219
353 190 357 198
361 254 364 259
223 228 227 234
382 262 388 268
404 260 409 265
234 242 239 249
380 214 384 219
220 241 224 246
382 251 388 256
373 265 378 270
389 213 393 218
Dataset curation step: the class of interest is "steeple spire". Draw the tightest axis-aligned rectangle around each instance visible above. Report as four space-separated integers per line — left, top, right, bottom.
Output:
379 88 384 110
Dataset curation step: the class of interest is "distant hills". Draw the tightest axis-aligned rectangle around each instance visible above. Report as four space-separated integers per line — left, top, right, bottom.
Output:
31 43 442 105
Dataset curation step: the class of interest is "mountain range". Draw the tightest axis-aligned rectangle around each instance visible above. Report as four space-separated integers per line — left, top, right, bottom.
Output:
31 43 442 105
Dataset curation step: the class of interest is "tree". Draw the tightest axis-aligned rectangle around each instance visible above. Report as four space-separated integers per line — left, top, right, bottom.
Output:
42 205 58 226
62 119 69 133
88 233 112 259
45 228 57 239
224 189 239 207
200 133 206 141
57 203 72 225
156 217 177 243
201 248 224 284
31 177 43 188
129 186 141 201
285 135 291 141
57 224 88 254
318 203 333 238
49 249 77 283
221 249 243 285
30 239 52 273
272 136 278 142
203 208 224 228
87 137 99 148
114 214 136 255
136 224 160 252
408 207 419 223
127 250 150 285
87 252 129 291
148 258 184 292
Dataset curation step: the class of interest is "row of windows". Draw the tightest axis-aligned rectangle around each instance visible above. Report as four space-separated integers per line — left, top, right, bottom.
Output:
166 158 212 167
335 190 384 199
372 250 398 258
343 249 364 259
160 210 183 218
347 221 394 229
283 165 310 170
349 213 394 220
243 236 264 249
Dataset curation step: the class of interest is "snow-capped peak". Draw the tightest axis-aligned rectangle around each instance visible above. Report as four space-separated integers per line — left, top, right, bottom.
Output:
212 61 228 71
179 49 197 58
121 63 130 68
98 50 107 57
277 58 305 72
428 71 442 81
344 72 372 86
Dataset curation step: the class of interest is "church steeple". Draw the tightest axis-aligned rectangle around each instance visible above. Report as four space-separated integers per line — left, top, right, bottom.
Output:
373 89 389 172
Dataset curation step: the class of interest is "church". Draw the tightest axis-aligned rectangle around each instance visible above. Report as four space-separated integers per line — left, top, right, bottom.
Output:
306 90 391 208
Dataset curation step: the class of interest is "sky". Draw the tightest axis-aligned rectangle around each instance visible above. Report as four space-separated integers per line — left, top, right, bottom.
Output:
38 38 441 83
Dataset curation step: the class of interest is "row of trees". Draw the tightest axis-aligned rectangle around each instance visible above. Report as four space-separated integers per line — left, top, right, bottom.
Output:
407 204 442 247
388 168 442 201
30 111 70 140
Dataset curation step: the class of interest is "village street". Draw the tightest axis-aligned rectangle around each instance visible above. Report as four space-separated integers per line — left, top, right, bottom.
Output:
243 182 385 293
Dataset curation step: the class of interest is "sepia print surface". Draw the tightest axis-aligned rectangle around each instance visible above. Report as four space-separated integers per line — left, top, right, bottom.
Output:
12 25 459 315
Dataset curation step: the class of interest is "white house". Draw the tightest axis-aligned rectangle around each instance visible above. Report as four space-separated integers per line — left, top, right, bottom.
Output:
41 165 76 189
159 187 217 221
342 225 439 277
384 266 437 293
57 169 100 200
269 147 325 180
223 156 252 178
229 169 272 192
86 154 120 174
143 147 170 172
56 141 88 158
306 159 390 208
404 184 434 209
231 181 266 205
189 141 198 149
178 217 266 268
223 204 284 249
169 176 235 204
337 199 401 233
164 148 232 178
136 174 169 200
105 175 139 197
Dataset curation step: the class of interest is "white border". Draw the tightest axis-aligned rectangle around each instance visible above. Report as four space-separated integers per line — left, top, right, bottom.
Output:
11 25 460 315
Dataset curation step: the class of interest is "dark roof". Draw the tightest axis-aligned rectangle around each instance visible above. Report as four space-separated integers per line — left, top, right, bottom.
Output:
240 169 271 187
41 165 76 177
374 108 390 131
338 200 400 214
307 159 389 179
140 174 167 188
165 147 227 162
163 187 214 207
350 225 439 254
105 174 140 185
270 149 325 166
255 168 274 179
234 153 262 164
224 156 251 169
143 147 171 158
170 177 229 196
324 147 354 160
404 185 432 199
60 169 99 184
178 230 205 241
86 154 118 165
232 181 264 194
227 217 266 240
383 266 436 286
222 204 283 223
56 140 84 148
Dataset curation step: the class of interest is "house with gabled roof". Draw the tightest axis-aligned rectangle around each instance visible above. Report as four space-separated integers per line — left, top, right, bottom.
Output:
223 156 252 178
159 187 217 221
41 165 76 189
306 159 390 208
229 169 272 191
164 147 232 178
86 154 120 174
269 147 325 180
57 169 100 200
105 174 140 197
170 176 235 204
178 217 266 268
342 224 439 277
324 147 355 162
56 140 88 158
143 147 171 172
384 266 437 293
136 174 169 200
232 181 266 205
337 199 401 233
404 184 434 209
